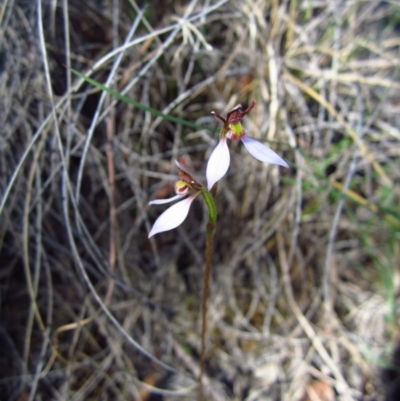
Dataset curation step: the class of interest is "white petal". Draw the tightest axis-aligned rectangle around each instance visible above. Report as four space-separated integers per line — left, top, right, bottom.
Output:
206 138 230 190
148 196 196 237
148 194 185 206
241 136 289 168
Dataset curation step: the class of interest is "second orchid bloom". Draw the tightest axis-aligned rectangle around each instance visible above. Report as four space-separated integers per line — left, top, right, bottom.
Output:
148 160 217 238
206 100 289 190
148 160 202 238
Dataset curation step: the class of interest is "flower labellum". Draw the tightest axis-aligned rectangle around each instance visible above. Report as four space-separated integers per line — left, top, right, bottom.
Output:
206 101 289 190
206 137 230 192
148 195 197 238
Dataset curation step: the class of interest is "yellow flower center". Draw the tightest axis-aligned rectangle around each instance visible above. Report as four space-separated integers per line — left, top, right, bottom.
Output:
175 180 189 195
227 122 244 140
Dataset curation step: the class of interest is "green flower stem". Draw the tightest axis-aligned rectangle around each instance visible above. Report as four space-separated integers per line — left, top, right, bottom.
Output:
198 189 217 401
201 188 217 224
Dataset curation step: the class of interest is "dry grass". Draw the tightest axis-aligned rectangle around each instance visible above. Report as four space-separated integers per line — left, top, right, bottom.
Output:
1 0 400 400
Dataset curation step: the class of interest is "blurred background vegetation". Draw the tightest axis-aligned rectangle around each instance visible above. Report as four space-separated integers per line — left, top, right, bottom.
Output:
1 0 399 400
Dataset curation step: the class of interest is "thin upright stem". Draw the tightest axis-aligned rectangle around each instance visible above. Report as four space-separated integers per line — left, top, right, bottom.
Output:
198 221 215 401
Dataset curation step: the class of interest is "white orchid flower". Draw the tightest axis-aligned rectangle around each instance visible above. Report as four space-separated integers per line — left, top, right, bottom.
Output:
206 101 289 190
148 160 202 238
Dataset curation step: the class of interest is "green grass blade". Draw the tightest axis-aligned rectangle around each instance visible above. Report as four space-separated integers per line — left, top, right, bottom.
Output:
71 68 211 131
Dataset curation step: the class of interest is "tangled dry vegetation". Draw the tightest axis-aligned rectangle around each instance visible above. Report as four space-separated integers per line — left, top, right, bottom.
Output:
1 0 400 400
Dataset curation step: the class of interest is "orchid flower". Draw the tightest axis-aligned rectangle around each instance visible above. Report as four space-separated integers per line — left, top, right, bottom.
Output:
148 160 203 238
206 100 289 190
